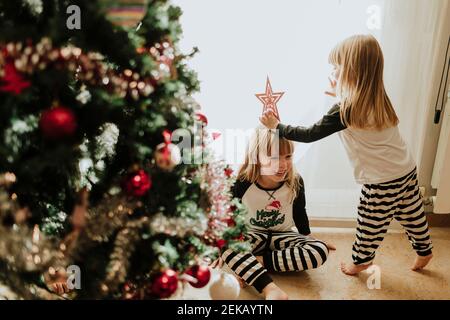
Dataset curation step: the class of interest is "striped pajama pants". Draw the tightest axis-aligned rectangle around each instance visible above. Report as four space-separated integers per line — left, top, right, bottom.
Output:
353 168 433 265
221 230 329 293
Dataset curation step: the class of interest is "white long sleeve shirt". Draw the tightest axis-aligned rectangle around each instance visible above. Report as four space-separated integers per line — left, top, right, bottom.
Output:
277 104 416 185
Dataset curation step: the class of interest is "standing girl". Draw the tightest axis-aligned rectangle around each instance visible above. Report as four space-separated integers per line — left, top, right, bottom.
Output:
260 34 433 275
212 128 332 300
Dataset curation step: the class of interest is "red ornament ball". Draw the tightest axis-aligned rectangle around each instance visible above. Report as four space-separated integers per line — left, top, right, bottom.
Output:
185 265 211 288
124 169 152 197
39 106 77 139
195 112 208 126
149 269 178 298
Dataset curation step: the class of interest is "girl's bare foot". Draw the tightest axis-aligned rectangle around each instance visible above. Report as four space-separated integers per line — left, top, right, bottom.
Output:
340 262 372 275
412 253 433 271
262 282 288 300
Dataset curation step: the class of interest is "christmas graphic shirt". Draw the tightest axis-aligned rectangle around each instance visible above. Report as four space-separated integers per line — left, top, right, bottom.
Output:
232 176 311 235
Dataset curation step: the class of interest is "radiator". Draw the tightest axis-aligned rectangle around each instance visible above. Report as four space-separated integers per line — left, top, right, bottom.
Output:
431 91 450 214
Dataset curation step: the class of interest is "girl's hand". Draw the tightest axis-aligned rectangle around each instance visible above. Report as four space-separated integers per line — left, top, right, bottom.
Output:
44 268 72 295
209 257 224 269
324 76 337 97
259 110 280 129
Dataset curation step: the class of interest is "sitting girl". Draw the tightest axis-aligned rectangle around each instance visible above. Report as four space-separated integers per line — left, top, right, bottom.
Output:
214 127 333 300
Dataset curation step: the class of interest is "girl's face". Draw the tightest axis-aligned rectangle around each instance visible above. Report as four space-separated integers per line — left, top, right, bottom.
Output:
331 64 341 82
260 152 293 183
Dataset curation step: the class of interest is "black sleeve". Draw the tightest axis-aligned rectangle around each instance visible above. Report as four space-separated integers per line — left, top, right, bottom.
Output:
292 175 311 236
277 103 346 143
231 179 252 200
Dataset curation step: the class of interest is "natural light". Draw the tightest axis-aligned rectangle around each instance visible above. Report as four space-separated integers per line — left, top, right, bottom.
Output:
174 0 389 218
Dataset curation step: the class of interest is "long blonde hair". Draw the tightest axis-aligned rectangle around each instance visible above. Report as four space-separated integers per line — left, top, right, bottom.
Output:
329 34 398 130
237 127 301 201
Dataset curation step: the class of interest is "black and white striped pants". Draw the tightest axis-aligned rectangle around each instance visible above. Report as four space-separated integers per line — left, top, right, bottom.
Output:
353 168 433 265
221 230 329 293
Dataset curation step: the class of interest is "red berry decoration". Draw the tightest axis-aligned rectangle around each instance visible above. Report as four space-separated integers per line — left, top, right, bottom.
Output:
149 269 178 298
39 106 77 139
185 265 211 289
225 217 236 227
124 169 152 197
0 61 31 95
122 281 141 300
215 239 227 250
195 112 208 126
224 167 233 178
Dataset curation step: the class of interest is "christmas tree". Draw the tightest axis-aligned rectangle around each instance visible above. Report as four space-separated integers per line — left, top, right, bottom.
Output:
0 0 248 299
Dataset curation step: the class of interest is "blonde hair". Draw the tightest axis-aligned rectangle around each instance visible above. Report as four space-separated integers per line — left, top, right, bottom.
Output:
237 127 301 201
329 34 398 130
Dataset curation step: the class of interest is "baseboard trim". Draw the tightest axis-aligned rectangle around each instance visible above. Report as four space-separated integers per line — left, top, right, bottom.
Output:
309 217 356 229
427 213 450 227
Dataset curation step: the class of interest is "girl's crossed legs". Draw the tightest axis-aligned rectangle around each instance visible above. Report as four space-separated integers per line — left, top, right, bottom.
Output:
221 229 329 298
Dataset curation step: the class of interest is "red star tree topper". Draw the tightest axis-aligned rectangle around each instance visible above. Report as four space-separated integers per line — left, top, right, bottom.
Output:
255 76 284 121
